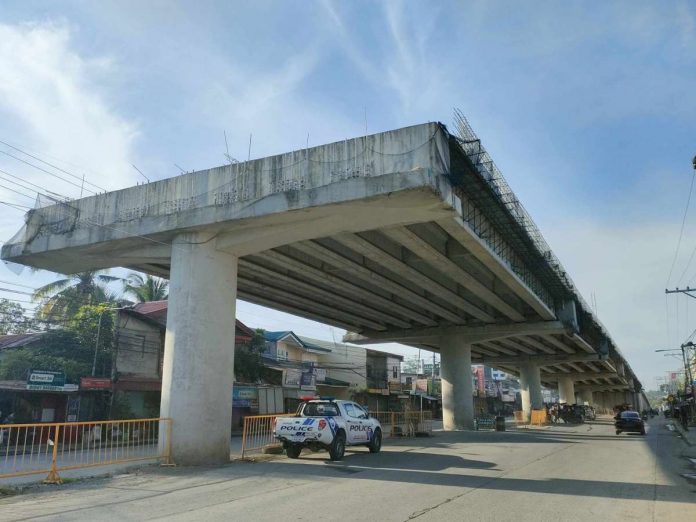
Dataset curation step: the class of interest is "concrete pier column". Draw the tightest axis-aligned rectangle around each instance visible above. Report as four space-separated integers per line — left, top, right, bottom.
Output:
558 376 576 404
160 232 238 465
440 335 474 430
578 389 593 406
519 362 543 421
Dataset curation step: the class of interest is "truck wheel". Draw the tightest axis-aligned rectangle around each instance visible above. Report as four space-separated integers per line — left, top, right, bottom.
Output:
329 431 346 461
368 428 382 454
286 445 302 459
616 430 621 435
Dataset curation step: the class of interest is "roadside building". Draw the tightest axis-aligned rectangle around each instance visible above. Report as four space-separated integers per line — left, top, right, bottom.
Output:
114 301 255 418
362 348 405 412
261 331 333 412
0 334 86 424
298 336 364 399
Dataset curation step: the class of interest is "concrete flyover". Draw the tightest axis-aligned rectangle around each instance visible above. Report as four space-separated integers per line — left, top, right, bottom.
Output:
1 120 644 464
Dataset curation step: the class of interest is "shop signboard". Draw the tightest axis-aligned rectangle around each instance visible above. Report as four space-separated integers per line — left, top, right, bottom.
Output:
300 368 316 390
80 377 112 390
26 370 66 391
233 386 259 409
283 369 302 387
415 379 428 392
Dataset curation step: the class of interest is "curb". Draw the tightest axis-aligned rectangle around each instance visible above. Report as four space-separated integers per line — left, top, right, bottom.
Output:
671 421 696 446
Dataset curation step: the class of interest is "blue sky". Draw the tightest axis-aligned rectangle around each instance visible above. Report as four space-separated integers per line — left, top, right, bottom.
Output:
0 0 695 389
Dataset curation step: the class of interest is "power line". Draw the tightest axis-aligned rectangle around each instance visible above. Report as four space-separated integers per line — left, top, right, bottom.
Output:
0 149 97 195
0 138 107 192
0 200 29 211
0 167 71 201
0 181 36 202
0 279 36 289
668 168 696 286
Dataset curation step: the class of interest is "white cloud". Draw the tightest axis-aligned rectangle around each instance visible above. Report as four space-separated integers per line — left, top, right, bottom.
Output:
544 218 686 388
0 20 139 202
320 1 447 118
0 19 141 306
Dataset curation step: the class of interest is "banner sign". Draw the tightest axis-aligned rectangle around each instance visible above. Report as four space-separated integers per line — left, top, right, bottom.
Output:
283 369 302 387
26 370 66 391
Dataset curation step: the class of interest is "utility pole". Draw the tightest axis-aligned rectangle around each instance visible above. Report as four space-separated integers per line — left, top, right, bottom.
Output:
665 287 696 298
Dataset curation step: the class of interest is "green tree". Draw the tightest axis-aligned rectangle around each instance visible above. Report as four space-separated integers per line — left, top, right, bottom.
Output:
32 271 120 321
123 273 168 303
234 329 266 382
0 304 115 382
0 298 34 335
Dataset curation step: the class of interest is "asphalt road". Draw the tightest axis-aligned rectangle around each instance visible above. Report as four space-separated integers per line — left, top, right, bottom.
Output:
1 416 695 521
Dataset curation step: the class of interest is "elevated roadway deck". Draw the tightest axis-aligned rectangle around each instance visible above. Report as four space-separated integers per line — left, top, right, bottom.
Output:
2 121 644 464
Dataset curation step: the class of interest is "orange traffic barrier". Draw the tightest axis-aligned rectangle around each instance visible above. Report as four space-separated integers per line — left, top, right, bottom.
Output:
0 418 171 484
240 414 292 459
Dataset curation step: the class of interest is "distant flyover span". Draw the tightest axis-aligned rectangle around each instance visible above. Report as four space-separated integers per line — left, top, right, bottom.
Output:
1 120 645 465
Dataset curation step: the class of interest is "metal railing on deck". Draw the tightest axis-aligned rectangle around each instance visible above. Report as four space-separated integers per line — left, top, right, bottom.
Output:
0 417 171 484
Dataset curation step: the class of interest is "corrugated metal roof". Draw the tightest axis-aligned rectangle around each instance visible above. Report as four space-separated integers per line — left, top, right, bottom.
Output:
0 332 44 350
127 301 254 340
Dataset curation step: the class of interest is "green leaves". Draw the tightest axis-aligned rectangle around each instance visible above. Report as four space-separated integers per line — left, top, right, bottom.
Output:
0 298 33 335
0 304 115 382
123 272 168 303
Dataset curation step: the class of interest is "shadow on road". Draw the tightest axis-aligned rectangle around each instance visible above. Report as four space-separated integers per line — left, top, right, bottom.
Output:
255 452 690 504
330 450 500 471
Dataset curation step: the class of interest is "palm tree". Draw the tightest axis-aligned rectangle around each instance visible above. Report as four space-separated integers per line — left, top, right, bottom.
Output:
123 273 168 303
32 271 121 320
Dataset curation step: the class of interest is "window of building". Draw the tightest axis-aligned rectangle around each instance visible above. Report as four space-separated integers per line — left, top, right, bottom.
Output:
392 366 398 379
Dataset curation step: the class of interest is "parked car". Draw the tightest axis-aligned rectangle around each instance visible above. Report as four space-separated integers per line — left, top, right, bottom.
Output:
615 410 645 435
274 398 382 461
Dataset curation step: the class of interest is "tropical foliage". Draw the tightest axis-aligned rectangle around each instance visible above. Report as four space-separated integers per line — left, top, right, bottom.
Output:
0 298 33 335
234 329 267 382
32 271 120 321
123 273 168 303
0 304 115 382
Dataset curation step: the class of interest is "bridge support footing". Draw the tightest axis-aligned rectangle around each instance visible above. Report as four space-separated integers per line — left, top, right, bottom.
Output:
440 334 474 430
160 232 238 465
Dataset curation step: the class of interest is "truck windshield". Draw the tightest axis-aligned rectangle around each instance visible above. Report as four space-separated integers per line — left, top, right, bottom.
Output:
301 402 340 417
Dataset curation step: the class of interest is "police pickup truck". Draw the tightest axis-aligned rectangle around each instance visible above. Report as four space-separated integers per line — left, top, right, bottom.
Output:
274 399 382 461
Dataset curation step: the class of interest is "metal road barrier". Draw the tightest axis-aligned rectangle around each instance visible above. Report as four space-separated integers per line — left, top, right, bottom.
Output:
385 411 433 437
240 414 291 459
530 410 548 427
0 418 172 484
513 411 528 428
368 411 434 437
